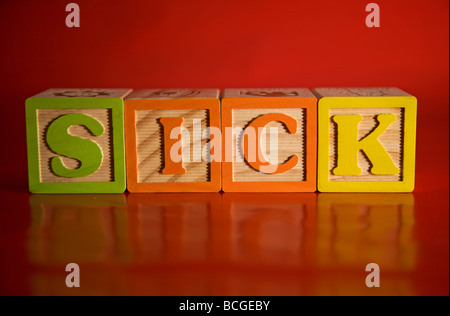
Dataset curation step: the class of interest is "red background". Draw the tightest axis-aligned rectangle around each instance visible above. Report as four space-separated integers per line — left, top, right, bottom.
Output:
0 0 448 295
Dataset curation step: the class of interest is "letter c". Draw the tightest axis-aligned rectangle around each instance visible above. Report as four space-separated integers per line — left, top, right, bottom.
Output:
242 113 299 174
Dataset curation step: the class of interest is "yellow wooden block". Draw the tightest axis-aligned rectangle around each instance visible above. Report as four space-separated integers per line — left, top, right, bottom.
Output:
314 88 417 192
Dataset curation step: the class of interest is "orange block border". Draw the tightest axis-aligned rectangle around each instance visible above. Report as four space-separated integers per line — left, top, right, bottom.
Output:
125 98 221 192
221 97 317 192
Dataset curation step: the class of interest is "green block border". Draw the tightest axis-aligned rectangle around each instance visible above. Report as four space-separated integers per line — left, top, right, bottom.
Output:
26 97 126 193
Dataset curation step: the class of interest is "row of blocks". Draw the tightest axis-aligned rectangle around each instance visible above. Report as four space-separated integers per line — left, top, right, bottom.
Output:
26 88 417 193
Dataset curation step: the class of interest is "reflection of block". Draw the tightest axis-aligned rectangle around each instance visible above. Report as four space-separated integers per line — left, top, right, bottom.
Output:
29 194 127 265
126 193 221 262
219 193 317 266
221 89 317 192
314 88 417 192
26 89 131 193
125 89 221 192
317 193 415 270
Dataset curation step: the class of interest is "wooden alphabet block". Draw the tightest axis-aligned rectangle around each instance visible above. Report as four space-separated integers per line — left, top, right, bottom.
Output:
314 88 417 192
26 88 131 193
124 89 221 192
221 89 317 192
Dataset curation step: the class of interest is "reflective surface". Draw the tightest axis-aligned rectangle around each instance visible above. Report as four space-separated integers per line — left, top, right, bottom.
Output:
0 0 448 297
1 191 447 296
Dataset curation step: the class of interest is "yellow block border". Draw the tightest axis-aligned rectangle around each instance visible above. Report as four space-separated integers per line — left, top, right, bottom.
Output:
317 96 417 192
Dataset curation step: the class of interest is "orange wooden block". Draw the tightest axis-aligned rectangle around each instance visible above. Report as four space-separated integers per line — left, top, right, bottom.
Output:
125 89 221 192
221 89 317 192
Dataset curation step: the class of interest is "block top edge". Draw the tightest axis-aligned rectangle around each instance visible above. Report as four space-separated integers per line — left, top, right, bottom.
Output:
223 88 315 98
126 89 220 100
30 88 132 99
312 87 412 98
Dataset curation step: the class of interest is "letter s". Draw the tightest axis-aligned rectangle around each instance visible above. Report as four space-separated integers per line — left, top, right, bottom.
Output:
46 113 104 178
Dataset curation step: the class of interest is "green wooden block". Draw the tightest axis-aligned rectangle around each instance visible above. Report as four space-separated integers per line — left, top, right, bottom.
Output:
26 89 132 193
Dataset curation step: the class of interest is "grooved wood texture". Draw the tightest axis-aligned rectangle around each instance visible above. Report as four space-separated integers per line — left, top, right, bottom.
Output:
135 109 210 183
329 107 404 182
224 88 314 98
32 88 132 99
127 89 219 100
314 87 411 98
37 109 113 183
232 108 306 182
